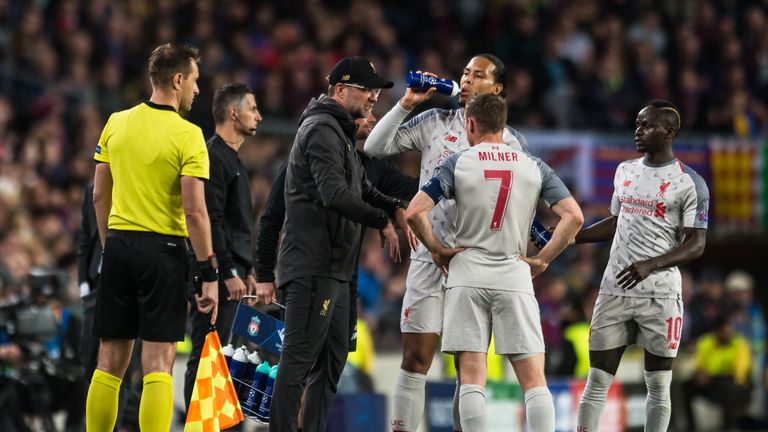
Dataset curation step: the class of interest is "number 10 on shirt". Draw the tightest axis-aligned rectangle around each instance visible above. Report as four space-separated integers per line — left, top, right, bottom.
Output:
484 170 513 231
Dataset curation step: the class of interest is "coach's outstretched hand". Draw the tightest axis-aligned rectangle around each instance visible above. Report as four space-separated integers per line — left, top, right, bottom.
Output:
380 221 402 262
195 280 219 325
394 208 419 251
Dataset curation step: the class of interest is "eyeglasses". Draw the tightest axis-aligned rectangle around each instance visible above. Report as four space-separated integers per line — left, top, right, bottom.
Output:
343 83 381 97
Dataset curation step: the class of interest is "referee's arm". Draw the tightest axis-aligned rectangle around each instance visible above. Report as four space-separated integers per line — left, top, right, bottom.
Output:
92 163 113 248
182 175 219 323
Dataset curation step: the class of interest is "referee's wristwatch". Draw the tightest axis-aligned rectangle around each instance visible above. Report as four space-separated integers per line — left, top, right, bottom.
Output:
197 254 219 282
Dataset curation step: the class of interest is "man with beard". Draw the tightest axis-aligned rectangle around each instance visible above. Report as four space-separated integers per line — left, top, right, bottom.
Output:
269 56 406 432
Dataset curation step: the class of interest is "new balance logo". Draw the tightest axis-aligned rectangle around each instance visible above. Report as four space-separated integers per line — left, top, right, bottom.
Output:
577 426 589 432
654 201 667 218
668 342 678 349
445 134 458 142
623 180 632 187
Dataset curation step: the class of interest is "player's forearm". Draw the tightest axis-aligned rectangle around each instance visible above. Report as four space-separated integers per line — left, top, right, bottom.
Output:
536 212 583 264
363 103 410 157
407 212 443 254
575 216 617 244
644 229 706 271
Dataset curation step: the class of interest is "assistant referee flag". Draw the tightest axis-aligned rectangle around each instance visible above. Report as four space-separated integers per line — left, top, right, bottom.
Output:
185 331 244 431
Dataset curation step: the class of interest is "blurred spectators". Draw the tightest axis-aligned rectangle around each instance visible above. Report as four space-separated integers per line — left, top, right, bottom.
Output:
724 270 767 421
687 268 728 340
682 313 752 431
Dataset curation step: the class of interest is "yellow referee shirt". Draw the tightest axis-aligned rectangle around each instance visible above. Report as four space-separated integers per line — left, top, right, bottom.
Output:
94 102 209 237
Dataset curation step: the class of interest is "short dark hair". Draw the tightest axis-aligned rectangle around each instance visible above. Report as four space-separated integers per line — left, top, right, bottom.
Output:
212 83 256 124
477 53 508 98
466 93 507 134
148 43 200 89
647 99 681 134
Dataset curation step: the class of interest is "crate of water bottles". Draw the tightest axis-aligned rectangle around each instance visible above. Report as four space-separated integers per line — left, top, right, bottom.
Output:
223 343 278 423
224 296 286 423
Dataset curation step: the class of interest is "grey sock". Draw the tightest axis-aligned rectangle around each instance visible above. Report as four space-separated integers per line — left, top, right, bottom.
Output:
644 370 672 432
458 384 486 432
453 379 462 431
576 367 615 432
524 386 554 432
391 369 427 431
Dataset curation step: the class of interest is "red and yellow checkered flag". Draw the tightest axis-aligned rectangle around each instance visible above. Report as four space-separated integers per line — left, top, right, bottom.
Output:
185 331 244 431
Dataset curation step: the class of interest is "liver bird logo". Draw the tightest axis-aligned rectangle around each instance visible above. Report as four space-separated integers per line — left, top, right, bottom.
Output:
657 181 671 198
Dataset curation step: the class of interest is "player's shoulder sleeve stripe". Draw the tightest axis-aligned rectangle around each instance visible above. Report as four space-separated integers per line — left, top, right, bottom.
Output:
397 107 445 131
680 162 710 198
503 126 530 153
680 162 710 229
529 154 572 206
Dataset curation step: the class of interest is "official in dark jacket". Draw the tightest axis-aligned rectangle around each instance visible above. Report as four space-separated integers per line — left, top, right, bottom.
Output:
183 83 263 410
269 57 402 432
254 113 418 351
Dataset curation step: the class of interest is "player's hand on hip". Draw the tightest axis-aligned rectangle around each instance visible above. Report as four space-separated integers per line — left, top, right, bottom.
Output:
617 259 655 290
521 255 548 278
255 281 277 305
432 247 465 277
380 221 401 263
195 281 219 325
224 275 247 301
394 208 419 251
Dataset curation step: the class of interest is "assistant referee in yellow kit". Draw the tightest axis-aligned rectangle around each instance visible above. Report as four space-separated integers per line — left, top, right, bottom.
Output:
85 43 219 432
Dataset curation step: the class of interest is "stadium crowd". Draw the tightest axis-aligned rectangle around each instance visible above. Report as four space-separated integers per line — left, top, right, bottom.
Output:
0 0 766 429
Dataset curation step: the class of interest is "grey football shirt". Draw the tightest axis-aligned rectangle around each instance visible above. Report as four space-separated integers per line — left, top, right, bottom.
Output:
600 158 710 298
424 142 571 293
364 104 528 262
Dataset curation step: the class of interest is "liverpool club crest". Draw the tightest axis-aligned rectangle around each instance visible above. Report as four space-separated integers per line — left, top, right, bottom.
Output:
247 316 261 336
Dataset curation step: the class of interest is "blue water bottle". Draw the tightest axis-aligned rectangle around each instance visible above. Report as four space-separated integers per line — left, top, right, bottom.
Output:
229 346 249 393
222 343 235 368
406 71 460 96
530 219 552 249
244 361 271 414
256 365 279 421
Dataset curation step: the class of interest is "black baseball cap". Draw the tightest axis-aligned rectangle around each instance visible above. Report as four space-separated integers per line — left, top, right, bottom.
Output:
328 56 394 89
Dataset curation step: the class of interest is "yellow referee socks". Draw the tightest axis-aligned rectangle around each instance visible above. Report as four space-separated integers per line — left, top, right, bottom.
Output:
139 372 174 432
86 369 122 432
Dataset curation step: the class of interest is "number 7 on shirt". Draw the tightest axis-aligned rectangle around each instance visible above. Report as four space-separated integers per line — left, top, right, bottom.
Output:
484 170 513 231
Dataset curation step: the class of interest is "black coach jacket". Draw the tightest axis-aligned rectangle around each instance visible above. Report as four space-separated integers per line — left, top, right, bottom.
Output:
276 95 402 286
